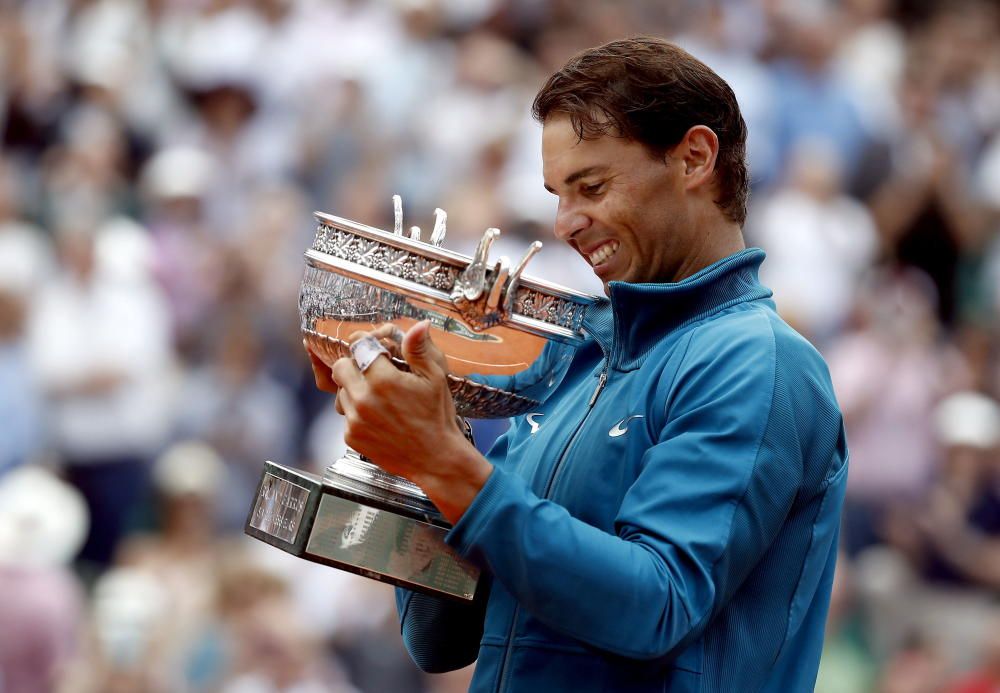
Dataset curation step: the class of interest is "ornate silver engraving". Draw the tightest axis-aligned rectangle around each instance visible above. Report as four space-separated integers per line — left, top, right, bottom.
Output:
512 286 586 332
310 220 588 332
313 222 462 293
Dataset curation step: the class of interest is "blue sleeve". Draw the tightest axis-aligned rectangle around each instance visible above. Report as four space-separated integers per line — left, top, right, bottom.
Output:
445 319 810 660
395 581 491 673
393 428 514 672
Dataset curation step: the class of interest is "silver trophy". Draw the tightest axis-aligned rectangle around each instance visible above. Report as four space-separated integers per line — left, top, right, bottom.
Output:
245 197 596 601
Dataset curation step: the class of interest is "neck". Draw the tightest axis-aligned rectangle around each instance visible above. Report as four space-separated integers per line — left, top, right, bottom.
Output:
672 216 745 283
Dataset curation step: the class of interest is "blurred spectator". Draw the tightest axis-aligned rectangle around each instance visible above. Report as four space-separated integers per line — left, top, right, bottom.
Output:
213 556 359 693
850 391 1000 671
876 634 951 693
232 181 315 370
947 623 1000 693
833 0 906 142
750 138 879 343
112 441 230 691
26 218 177 569
0 289 45 474
867 10 996 324
828 269 970 554
62 567 175 693
0 157 55 295
0 466 88 693
914 392 1000 590
175 309 298 530
141 145 228 357
767 4 871 190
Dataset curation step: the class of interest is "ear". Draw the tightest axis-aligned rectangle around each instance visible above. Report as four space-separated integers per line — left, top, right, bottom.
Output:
673 125 719 192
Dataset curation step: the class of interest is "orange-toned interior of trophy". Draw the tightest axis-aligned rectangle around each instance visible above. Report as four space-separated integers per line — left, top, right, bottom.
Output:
313 316 546 377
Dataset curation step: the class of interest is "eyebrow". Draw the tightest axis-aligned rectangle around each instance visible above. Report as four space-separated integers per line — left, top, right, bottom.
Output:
543 165 609 193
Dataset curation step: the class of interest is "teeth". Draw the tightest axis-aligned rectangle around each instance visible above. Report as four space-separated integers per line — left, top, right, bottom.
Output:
588 241 619 266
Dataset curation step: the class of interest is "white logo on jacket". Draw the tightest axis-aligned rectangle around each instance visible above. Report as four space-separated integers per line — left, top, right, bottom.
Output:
609 415 644 437
526 413 544 434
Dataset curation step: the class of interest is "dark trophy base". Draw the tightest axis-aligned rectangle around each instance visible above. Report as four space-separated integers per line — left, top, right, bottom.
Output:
244 461 480 602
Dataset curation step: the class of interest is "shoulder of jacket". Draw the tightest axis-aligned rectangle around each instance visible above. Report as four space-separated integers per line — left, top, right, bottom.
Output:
684 304 778 360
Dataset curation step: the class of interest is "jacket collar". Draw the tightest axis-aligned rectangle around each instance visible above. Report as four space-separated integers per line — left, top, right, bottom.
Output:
581 248 772 371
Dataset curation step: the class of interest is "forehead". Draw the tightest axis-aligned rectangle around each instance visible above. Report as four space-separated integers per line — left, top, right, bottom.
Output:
541 115 651 181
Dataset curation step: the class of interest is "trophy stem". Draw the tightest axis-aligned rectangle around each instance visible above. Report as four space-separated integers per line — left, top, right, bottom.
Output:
324 448 445 523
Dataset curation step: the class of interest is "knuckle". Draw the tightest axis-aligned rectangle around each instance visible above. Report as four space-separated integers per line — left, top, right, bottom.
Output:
331 358 352 379
333 356 352 370
362 368 382 386
353 398 376 420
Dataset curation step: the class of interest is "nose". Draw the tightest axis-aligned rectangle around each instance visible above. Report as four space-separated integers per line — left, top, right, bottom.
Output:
553 199 591 242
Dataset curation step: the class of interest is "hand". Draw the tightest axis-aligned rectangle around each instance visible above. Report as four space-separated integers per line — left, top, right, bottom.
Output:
303 324 406 395
305 341 338 394
330 320 492 523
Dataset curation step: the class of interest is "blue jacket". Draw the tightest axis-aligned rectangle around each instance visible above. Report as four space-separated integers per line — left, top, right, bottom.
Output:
397 248 848 692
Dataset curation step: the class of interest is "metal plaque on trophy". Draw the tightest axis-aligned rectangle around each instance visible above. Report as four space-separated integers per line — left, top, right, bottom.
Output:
245 197 597 601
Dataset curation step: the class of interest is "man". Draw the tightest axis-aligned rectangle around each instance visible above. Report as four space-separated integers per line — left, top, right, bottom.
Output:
308 37 847 692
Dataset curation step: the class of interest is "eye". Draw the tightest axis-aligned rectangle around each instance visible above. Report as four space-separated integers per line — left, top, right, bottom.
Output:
582 181 605 196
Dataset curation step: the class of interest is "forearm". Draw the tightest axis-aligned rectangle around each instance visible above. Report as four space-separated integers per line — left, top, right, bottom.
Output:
410 433 494 525
446 468 706 660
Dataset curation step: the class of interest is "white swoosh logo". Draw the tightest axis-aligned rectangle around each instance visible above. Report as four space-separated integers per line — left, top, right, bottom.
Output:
609 415 644 438
526 413 544 434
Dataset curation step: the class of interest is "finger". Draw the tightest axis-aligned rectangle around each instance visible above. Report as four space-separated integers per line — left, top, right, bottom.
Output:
335 387 354 417
346 329 373 344
349 334 391 373
402 319 448 379
307 348 339 394
345 325 404 359
345 324 403 345
372 323 405 358
369 323 406 344
331 356 366 390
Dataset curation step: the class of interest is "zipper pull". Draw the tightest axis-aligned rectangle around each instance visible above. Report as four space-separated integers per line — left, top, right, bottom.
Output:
589 370 607 407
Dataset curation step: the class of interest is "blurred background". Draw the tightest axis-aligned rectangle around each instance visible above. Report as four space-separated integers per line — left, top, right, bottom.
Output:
0 0 998 691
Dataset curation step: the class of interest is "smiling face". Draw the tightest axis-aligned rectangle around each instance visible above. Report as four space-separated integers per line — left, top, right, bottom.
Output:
542 115 693 290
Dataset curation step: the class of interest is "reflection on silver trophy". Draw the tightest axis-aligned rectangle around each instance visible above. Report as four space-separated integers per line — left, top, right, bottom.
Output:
245 197 596 601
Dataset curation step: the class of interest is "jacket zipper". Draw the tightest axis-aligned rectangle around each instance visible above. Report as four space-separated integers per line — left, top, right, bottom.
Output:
495 363 609 692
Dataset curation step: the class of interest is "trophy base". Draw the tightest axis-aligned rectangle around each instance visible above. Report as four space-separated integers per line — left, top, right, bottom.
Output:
244 460 480 602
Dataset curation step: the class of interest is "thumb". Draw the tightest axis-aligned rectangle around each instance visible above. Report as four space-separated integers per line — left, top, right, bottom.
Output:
402 319 447 379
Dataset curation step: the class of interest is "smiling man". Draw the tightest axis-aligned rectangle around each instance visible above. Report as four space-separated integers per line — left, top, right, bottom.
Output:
540 115 744 290
311 37 848 692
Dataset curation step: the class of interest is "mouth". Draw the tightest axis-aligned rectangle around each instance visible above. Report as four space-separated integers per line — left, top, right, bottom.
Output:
586 240 620 268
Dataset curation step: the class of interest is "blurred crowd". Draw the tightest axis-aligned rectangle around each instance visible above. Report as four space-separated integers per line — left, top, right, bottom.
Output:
0 0 999 691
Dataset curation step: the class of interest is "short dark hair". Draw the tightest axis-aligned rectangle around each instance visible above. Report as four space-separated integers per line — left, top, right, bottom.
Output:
532 37 749 226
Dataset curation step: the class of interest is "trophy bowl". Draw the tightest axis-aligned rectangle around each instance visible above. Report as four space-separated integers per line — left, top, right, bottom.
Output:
245 199 597 601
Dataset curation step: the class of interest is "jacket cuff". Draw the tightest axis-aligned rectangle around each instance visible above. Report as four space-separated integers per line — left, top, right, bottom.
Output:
445 464 513 557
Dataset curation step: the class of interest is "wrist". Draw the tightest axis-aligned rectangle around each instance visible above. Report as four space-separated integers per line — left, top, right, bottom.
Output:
413 430 493 525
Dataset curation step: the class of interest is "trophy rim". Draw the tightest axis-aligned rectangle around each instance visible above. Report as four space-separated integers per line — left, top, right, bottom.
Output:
314 211 601 306
303 250 585 345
